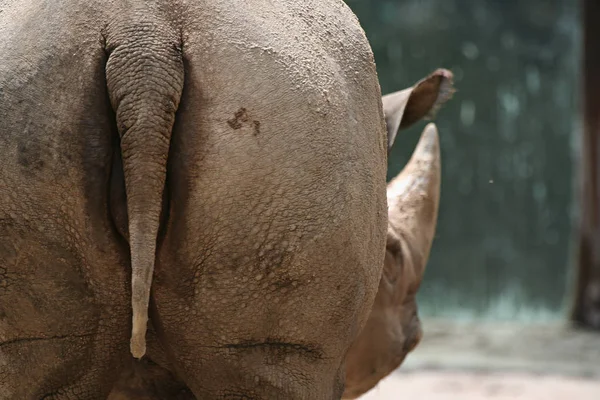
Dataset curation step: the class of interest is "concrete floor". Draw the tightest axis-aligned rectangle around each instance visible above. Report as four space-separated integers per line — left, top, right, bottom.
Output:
358 320 600 399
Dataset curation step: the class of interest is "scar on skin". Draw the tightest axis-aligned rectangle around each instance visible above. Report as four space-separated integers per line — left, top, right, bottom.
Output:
227 107 261 136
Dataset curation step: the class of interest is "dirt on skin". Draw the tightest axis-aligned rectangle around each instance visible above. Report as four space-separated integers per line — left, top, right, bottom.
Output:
358 320 600 399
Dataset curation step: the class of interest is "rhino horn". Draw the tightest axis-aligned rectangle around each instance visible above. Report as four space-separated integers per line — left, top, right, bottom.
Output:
382 68 454 151
386 123 441 277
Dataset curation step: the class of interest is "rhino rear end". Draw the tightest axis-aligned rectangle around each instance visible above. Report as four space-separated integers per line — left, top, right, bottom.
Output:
103 12 184 358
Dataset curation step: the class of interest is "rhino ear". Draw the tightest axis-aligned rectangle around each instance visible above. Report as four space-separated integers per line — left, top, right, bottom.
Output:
382 68 454 150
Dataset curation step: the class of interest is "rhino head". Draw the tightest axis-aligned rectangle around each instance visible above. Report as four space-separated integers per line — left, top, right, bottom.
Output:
343 69 454 399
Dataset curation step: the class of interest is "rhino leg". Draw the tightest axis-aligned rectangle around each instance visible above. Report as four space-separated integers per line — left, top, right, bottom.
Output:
108 359 194 400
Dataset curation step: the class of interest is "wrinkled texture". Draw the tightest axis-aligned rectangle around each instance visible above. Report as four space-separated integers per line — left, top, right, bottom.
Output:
1 0 387 398
103 7 185 359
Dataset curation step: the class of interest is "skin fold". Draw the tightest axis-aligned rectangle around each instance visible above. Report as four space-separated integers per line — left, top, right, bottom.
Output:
0 0 452 398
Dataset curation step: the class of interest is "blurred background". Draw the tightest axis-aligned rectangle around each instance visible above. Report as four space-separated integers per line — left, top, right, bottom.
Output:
343 0 600 398
347 0 579 321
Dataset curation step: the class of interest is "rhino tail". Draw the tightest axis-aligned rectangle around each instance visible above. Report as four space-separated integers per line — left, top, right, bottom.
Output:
104 23 185 359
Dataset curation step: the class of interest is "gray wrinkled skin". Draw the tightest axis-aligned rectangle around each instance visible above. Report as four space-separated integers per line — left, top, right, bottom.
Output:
1 0 388 398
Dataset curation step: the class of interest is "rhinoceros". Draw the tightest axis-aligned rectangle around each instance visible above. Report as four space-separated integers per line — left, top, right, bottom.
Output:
0 0 452 398
104 71 452 400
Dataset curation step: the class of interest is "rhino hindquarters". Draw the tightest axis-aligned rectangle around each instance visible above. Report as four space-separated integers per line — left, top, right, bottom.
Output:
104 18 185 359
